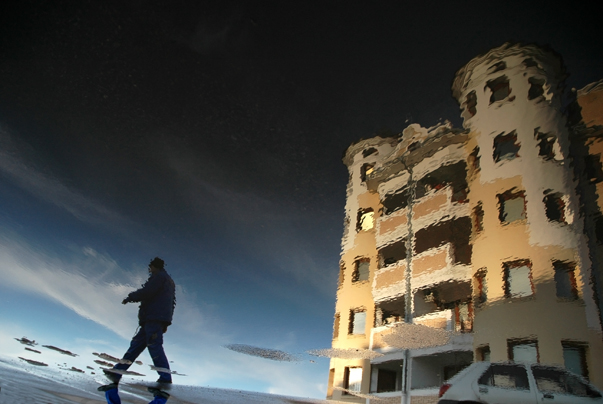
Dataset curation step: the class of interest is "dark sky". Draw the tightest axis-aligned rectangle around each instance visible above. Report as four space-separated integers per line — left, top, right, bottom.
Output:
0 0 602 397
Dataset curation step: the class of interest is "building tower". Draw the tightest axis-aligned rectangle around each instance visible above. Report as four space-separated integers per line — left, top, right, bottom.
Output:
452 43 602 378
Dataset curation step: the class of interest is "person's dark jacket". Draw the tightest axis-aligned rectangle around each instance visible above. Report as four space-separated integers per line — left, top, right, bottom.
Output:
125 269 175 326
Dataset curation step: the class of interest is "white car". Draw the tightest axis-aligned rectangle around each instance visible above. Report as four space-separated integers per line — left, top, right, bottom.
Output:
438 361 603 404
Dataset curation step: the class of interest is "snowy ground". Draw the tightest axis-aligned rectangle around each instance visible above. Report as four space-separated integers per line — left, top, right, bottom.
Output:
0 358 345 404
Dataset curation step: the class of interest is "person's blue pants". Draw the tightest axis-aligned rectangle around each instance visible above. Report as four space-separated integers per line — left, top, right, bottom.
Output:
104 387 168 404
112 321 172 382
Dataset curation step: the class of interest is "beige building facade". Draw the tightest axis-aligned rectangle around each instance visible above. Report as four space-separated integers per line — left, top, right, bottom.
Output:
327 43 603 404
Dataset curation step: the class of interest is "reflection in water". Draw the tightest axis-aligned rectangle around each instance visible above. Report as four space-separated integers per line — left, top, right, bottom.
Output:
326 43 603 401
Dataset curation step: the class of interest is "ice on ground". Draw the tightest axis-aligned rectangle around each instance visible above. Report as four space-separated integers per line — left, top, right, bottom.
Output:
224 344 302 362
18 357 48 366
149 365 187 375
93 352 131 364
14 337 37 346
0 357 346 404
42 345 78 357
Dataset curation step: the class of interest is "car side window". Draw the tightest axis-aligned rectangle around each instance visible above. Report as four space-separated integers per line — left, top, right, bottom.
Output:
478 364 530 390
532 366 602 398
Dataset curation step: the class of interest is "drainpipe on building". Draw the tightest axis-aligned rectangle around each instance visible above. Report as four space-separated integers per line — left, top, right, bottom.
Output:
401 161 416 404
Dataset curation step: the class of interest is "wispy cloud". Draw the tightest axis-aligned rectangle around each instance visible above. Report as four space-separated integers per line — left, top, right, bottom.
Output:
165 148 336 297
0 127 139 236
0 235 139 339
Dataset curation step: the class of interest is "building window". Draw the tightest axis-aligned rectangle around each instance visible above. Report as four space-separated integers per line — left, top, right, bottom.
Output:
554 261 578 300
535 129 561 161
349 309 367 335
379 239 407 267
488 61 506 74
585 154 603 183
382 189 409 215
562 341 588 379
486 75 511 104
504 260 534 298
454 301 473 333
473 202 484 233
344 367 363 393
463 90 477 118
498 189 527 224
477 345 491 361
468 146 481 174
361 163 375 182
363 147 377 158
338 262 345 289
544 191 569 224
493 131 520 162
508 339 539 363
474 268 488 304
333 313 340 339
357 208 374 231
352 259 370 283
528 77 546 100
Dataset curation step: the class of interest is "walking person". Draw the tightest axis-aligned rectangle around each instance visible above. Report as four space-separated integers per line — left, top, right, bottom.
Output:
99 257 176 404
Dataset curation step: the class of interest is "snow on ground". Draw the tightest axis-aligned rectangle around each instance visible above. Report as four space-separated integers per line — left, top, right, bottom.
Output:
0 357 346 404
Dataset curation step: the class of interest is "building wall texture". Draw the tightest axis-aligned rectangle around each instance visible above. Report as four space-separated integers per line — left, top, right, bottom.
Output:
327 43 603 403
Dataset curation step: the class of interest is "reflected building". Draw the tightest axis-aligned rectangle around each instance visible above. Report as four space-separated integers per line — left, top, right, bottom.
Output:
327 43 603 403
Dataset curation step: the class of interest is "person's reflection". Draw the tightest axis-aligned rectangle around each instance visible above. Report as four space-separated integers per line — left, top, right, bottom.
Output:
98 257 176 404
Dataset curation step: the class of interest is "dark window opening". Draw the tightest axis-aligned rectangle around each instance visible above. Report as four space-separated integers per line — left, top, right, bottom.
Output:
415 161 469 203
361 163 375 182
338 262 345 289
585 154 603 183
408 141 421 152
477 345 491 361
523 58 538 67
488 61 507 74
414 281 471 318
504 260 534 298
469 146 481 173
498 189 527 223
352 259 370 283
562 341 589 379
596 216 603 244
508 339 539 363
382 189 409 215
375 296 405 326
379 239 407 267
474 268 488 304
377 369 398 393
535 130 558 160
473 202 484 233
554 261 578 300
544 191 567 223
493 131 520 162
486 75 511 104
414 217 472 265
333 314 340 339
528 77 546 100
479 364 530 390
363 147 378 158
464 91 477 118
454 301 473 333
